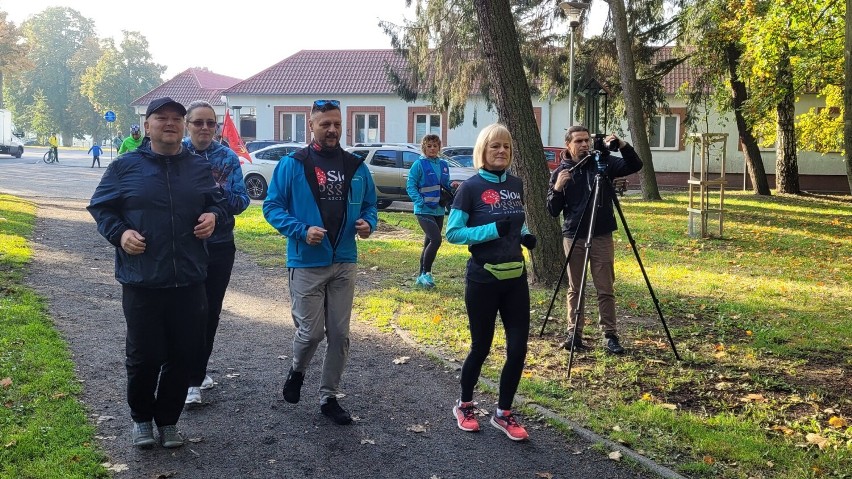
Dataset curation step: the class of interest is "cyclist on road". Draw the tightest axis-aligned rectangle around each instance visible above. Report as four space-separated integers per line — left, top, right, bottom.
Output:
48 134 59 162
118 125 144 155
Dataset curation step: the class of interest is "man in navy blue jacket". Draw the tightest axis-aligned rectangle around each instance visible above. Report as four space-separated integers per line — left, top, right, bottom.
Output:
263 99 377 425
88 97 226 449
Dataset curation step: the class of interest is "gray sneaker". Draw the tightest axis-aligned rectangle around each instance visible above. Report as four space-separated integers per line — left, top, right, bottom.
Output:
200 375 215 390
158 425 184 448
131 421 155 448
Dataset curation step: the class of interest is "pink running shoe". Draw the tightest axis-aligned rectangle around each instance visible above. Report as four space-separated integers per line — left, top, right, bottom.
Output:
453 400 480 432
490 411 529 441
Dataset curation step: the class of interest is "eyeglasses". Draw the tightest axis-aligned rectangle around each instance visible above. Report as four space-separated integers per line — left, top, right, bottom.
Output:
313 100 340 108
311 99 340 113
188 120 218 128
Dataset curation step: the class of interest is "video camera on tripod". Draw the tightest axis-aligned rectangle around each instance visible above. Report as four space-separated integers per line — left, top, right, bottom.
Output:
569 134 621 174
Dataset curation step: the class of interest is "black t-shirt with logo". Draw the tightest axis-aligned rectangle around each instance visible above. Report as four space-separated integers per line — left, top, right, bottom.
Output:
309 147 346 247
453 172 526 283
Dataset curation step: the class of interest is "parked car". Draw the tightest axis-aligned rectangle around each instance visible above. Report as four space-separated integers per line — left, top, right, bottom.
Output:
241 143 306 200
346 143 476 209
441 146 473 158
245 139 286 154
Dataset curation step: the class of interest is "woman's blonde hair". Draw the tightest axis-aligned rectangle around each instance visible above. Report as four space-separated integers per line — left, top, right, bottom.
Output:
472 123 513 169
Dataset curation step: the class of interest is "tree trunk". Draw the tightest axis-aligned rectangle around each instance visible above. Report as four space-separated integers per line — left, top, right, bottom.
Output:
845 0 852 194
472 0 563 285
724 44 771 195
605 0 661 200
775 47 800 194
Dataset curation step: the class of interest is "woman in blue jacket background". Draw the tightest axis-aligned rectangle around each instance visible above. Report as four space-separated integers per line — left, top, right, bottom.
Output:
406 134 452 288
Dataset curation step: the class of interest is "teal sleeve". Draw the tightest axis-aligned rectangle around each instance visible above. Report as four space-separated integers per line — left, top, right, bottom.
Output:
445 208 500 245
521 223 531 236
406 161 425 209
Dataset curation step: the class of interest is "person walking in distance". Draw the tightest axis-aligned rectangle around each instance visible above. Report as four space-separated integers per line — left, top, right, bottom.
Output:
446 123 537 442
48 133 59 162
182 101 250 407
88 143 103 168
118 124 144 155
406 134 452 288
546 125 643 354
263 100 377 425
88 97 226 449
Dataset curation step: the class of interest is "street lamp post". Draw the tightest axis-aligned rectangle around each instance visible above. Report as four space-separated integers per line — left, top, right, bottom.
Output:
560 1 590 127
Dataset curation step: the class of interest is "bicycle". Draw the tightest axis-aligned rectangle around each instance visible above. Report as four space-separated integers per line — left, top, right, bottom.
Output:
43 149 57 164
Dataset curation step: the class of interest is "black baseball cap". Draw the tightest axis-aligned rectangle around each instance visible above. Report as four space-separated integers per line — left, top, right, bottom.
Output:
145 97 187 118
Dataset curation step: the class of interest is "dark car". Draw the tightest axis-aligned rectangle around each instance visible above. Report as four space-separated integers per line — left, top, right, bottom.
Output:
441 146 473 158
245 140 285 154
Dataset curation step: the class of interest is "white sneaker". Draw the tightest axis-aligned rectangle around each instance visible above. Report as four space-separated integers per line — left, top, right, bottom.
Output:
200 375 214 390
185 387 202 405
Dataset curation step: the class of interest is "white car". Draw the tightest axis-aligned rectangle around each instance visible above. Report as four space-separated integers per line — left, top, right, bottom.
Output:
346 143 477 209
241 143 306 200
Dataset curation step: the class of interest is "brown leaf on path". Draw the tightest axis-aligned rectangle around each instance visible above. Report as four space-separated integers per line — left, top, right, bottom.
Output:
536 473 554 479
608 450 623 461
393 356 410 365
771 424 795 435
740 393 766 402
406 424 427 433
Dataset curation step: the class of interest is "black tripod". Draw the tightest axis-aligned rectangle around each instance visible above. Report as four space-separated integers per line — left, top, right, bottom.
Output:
539 152 680 378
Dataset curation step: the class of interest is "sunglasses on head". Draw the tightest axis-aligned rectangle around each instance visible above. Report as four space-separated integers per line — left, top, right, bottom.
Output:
312 99 340 113
188 120 218 128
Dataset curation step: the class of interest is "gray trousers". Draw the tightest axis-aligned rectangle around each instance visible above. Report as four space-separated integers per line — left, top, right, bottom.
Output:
288 263 356 403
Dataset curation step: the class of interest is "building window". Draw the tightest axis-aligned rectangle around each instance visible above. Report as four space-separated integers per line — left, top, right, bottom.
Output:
414 114 441 143
354 113 380 144
649 115 679 150
280 112 306 143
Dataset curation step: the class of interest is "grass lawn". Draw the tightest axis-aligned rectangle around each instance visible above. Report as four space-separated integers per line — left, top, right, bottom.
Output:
0 195 108 479
236 191 851 479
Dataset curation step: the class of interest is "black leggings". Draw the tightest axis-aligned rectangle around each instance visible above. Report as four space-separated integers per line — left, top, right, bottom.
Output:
416 214 444 274
460 277 530 410
191 241 236 386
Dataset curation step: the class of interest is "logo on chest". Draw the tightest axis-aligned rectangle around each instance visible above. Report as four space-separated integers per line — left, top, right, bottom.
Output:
480 188 522 212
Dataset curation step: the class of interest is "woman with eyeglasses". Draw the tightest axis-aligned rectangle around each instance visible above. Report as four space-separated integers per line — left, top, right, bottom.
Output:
181 100 251 407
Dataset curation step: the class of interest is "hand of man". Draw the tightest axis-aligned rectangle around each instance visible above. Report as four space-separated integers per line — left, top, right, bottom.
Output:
605 133 627 150
306 226 327 246
120 229 146 255
355 219 372 239
194 212 217 239
554 169 573 191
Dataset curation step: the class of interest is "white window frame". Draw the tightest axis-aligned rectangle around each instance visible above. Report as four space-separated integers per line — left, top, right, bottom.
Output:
353 113 381 144
279 112 307 143
414 113 442 143
649 114 680 150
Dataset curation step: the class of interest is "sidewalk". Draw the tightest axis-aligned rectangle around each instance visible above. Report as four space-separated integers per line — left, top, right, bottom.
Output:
25 198 667 479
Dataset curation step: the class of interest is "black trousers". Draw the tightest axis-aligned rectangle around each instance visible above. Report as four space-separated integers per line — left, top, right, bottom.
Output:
190 241 236 386
416 214 444 274
123 283 206 426
460 276 530 410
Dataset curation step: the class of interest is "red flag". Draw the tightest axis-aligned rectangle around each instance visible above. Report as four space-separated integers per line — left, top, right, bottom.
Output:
222 110 251 163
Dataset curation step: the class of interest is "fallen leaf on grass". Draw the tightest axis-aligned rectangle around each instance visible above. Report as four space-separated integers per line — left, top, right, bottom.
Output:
805 433 829 450
771 425 795 435
393 356 410 365
659 403 678 410
828 416 847 428
361 438 375 445
740 393 766 403
407 424 427 433
0 378 11 388
608 451 622 461
432 314 441 324
703 455 715 465
714 382 733 390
